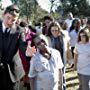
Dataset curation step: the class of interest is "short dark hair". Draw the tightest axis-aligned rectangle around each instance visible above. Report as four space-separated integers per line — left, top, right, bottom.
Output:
19 21 27 27
4 4 20 16
43 15 53 21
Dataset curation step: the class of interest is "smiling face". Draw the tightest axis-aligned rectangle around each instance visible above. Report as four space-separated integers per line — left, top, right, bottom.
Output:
50 26 59 37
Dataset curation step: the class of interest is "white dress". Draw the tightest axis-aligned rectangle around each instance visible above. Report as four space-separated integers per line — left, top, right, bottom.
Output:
28 47 63 90
74 42 90 75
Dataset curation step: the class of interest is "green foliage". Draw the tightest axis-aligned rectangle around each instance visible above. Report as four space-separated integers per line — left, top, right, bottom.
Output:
57 0 90 17
10 0 48 23
10 0 90 23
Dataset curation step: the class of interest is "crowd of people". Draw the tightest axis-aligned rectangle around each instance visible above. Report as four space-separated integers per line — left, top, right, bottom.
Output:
0 4 90 90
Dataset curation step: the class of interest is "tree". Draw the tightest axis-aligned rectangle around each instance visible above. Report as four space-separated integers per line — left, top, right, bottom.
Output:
10 0 38 23
57 0 90 17
10 0 49 24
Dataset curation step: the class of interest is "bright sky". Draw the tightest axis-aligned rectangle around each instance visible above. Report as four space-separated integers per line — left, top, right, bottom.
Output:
37 0 60 12
1 0 51 12
1 0 60 12
1 0 12 8
1 0 90 10
37 0 51 12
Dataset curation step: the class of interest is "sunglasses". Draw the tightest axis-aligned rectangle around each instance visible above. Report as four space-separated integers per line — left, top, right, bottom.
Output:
51 30 59 32
7 8 20 14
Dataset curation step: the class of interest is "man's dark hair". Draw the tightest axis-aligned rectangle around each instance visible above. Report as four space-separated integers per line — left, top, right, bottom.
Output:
4 4 20 16
43 15 53 21
19 21 27 27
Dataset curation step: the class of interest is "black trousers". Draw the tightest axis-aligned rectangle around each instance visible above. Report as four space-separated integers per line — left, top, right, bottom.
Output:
0 64 14 90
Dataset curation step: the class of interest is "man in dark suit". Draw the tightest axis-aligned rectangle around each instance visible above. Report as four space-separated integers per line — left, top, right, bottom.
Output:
0 4 28 90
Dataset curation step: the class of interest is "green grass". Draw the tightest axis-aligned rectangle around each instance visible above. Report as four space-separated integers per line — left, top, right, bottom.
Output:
66 64 79 90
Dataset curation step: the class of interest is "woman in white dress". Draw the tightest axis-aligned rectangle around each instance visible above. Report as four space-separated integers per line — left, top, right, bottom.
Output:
74 29 90 90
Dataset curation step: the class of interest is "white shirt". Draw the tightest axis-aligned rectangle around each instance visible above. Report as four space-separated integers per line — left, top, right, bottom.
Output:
2 23 10 33
69 29 78 47
28 47 63 90
65 18 74 30
74 43 90 75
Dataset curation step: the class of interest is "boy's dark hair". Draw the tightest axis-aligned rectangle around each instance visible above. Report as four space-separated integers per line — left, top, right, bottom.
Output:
19 21 27 27
4 4 20 16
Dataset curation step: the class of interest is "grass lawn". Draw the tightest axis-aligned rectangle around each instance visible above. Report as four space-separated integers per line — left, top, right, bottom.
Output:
66 64 79 90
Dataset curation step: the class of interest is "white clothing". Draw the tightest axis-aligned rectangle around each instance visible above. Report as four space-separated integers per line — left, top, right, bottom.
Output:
28 47 63 90
62 30 70 65
74 43 90 75
35 26 42 35
65 19 74 30
61 30 70 51
69 29 78 47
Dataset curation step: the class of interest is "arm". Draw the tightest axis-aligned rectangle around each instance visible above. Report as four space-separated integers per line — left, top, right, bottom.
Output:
66 41 71 64
58 69 63 90
74 53 78 70
30 77 35 90
73 44 78 70
56 50 63 89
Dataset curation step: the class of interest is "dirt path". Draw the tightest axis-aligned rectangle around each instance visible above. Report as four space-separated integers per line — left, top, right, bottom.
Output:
66 65 79 90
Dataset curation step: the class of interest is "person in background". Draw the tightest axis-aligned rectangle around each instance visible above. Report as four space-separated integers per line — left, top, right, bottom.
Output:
28 25 36 33
74 29 90 90
19 21 36 90
28 34 63 90
80 18 87 29
60 21 71 65
35 22 42 35
68 18 81 68
65 12 74 30
42 15 53 36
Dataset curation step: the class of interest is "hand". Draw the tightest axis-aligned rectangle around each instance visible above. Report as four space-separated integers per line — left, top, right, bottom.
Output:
26 46 36 57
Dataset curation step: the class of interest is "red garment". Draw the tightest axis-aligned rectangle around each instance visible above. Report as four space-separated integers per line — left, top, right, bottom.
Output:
19 27 36 73
19 50 30 73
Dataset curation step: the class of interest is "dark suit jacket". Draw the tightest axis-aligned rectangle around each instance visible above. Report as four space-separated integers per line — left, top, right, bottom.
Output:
0 21 25 82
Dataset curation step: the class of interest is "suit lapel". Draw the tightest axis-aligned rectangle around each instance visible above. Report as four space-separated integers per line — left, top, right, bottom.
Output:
7 25 18 51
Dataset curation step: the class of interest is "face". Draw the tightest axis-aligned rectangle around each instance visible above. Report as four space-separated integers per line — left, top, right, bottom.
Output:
68 13 73 20
80 33 86 43
45 19 51 27
51 26 59 37
3 13 17 28
34 38 47 53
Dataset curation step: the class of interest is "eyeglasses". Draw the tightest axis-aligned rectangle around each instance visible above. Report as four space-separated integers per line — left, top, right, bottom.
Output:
80 34 86 37
9 8 20 14
51 30 59 32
